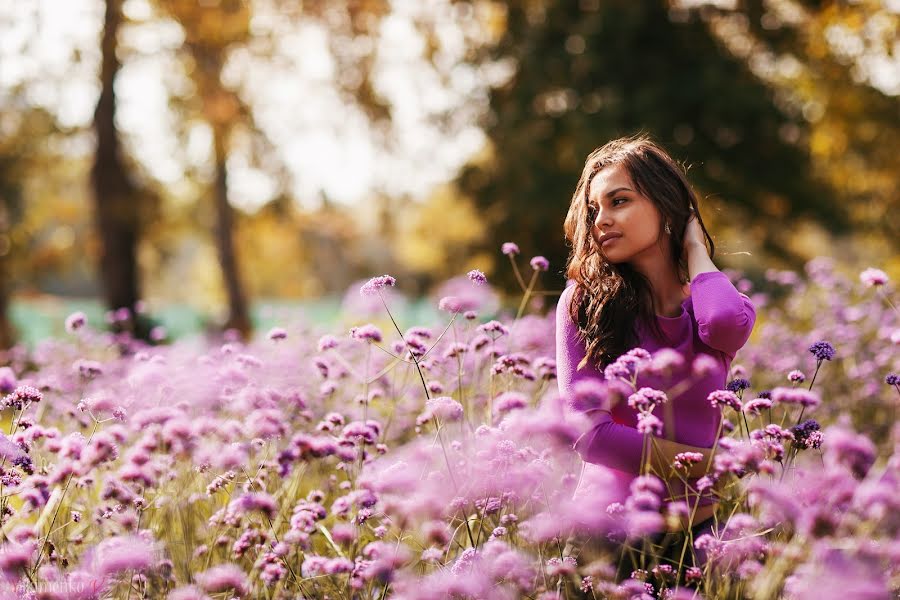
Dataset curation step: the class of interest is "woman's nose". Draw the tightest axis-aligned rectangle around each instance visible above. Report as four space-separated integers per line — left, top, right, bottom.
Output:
597 212 613 228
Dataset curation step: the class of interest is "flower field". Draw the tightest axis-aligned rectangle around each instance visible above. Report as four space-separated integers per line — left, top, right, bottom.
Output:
0 252 897 600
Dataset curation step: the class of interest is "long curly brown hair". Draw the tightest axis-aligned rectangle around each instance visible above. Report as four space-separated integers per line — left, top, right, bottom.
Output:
563 134 715 370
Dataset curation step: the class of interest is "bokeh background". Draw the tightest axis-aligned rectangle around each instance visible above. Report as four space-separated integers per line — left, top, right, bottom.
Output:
1 0 898 347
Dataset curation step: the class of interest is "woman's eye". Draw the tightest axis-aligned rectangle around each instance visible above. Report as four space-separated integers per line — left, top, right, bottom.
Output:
613 197 628 206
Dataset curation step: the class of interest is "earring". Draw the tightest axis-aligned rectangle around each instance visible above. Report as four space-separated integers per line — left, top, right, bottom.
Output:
665 222 671 234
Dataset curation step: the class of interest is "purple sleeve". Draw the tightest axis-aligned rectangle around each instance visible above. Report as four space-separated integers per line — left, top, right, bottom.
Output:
555 285 647 475
690 271 756 357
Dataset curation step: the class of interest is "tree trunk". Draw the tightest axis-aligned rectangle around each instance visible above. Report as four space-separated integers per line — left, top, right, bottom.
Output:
0 259 15 351
212 128 252 339
91 0 143 332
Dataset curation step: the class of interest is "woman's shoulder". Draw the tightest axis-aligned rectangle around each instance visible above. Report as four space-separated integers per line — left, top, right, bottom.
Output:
556 281 580 318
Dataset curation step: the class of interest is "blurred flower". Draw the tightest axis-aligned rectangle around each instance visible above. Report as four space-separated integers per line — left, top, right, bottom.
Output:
197 563 249 597
859 268 888 287
94 535 155 576
438 296 463 313
267 327 287 341
771 387 821 408
708 390 742 411
529 256 549 271
65 311 87 332
0 367 15 394
350 324 383 343
317 335 339 351
501 242 520 256
627 387 668 412
788 370 806 383
637 413 663 436
360 275 397 297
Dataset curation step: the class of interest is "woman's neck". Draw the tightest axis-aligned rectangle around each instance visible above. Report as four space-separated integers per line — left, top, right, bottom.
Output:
630 250 688 317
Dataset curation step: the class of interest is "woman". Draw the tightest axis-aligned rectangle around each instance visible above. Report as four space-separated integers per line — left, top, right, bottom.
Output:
555 134 756 585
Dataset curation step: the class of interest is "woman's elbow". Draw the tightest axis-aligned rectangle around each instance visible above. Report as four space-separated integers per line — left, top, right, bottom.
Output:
699 309 756 354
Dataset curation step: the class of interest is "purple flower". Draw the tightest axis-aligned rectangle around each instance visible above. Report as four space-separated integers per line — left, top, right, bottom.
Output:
637 413 663 436
789 419 823 450
885 373 899 386
770 387 821 408
467 269 487 285
197 563 249 596
529 256 549 271
673 452 704 470
824 424 874 478
267 327 287 341
417 396 464 425
231 492 278 520
74 359 104 379
438 296 463 313
317 335 339 351
708 390 742 411
65 311 87 332
787 370 806 383
693 353 719 377
645 348 686 376
360 275 396 297
742 397 773 415
494 391 528 414
808 341 836 362
349 324 383 343
477 320 508 337
501 242 520 256
0 367 15 394
726 378 751 393
627 387 668 412
3 385 42 410
95 535 155 576
859 267 888 287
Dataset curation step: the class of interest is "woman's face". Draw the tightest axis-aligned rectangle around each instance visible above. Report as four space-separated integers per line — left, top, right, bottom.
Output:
587 163 665 264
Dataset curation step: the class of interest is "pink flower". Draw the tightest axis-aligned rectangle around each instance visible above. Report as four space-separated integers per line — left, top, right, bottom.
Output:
493 391 528 415
350 324 383 343
708 390 742 411
65 311 87 332
529 256 549 271
197 563 249 597
417 397 464 424
267 327 287 341
467 269 487 285
770 387 821 408
859 267 888 287
94 535 155 576
230 493 278 520
360 275 397 296
501 242 520 256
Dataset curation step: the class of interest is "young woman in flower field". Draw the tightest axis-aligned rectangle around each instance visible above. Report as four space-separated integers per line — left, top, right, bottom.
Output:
556 135 757 582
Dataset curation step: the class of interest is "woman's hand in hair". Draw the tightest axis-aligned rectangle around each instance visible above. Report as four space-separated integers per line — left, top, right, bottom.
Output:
682 212 707 256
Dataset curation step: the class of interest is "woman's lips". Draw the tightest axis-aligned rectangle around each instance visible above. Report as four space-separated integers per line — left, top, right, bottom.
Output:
601 235 621 247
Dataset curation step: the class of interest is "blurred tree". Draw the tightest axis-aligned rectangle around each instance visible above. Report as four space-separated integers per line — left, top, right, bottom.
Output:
93 0 156 339
457 0 854 290
0 155 23 350
689 0 899 254
152 0 398 336
154 0 255 338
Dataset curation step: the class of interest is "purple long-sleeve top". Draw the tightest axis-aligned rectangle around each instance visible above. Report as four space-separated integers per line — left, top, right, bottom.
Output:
556 270 756 508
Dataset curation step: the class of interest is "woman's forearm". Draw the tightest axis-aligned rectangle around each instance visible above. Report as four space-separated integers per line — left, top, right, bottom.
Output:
645 435 718 480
